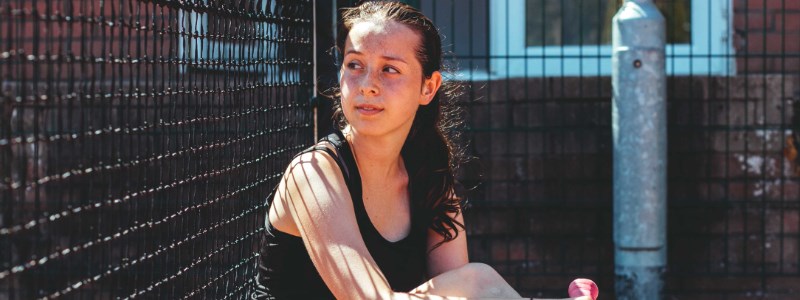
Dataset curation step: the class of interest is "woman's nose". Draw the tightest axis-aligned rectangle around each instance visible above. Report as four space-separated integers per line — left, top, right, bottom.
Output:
359 70 380 96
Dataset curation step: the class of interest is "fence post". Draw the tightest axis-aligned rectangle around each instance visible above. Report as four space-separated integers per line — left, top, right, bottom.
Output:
612 0 667 299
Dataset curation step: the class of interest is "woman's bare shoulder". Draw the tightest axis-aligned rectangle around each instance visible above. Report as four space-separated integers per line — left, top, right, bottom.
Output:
269 147 351 235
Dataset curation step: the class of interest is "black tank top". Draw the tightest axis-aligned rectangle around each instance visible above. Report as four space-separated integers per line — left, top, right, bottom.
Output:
253 130 428 299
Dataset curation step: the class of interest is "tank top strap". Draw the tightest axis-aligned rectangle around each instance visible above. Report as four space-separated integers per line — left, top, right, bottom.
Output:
291 130 354 183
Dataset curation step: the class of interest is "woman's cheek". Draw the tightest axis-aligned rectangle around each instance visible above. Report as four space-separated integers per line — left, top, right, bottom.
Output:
339 76 355 99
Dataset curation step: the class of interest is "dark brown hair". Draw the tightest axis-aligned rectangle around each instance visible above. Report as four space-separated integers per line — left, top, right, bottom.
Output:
334 1 466 249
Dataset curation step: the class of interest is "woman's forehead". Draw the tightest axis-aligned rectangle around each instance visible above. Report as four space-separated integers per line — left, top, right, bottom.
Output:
345 20 420 57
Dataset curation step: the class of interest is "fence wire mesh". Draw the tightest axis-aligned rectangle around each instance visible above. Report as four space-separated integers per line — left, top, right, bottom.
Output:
0 0 314 298
3 0 800 298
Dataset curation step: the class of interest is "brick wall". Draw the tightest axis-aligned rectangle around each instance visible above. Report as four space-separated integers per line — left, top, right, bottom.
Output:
443 1 800 298
461 74 799 298
734 0 800 73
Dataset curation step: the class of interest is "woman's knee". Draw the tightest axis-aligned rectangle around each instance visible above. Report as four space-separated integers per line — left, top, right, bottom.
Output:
414 263 518 298
459 263 506 288
457 263 519 297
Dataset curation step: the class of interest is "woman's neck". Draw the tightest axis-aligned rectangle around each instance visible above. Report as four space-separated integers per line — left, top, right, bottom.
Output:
343 126 407 183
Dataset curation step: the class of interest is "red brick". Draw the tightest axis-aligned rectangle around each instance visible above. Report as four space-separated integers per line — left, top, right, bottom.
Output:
509 238 527 261
738 57 765 74
735 11 773 31
737 0 800 10
491 239 510 262
746 32 800 54
736 56 800 74
783 209 800 234
775 12 800 33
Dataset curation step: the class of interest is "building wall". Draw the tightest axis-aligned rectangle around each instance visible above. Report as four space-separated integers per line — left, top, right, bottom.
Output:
417 0 800 298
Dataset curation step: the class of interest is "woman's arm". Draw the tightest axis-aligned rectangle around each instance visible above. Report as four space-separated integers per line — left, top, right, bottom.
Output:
275 150 396 299
426 210 469 277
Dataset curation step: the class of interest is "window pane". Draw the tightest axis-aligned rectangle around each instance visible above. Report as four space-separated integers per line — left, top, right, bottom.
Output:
525 0 691 47
659 0 692 44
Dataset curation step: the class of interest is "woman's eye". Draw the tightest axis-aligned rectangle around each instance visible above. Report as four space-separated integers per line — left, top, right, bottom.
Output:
346 62 363 70
384 66 400 74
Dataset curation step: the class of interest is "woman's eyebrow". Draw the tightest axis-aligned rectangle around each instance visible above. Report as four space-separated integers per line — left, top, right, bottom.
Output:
345 50 407 64
381 55 408 64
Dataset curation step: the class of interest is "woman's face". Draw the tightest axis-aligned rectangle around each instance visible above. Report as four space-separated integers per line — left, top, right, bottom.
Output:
339 20 440 138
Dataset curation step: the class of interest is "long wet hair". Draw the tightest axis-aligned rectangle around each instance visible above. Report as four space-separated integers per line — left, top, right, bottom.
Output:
333 1 466 249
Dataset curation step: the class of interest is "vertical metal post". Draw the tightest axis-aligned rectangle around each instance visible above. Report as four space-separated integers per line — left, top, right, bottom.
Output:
313 0 319 142
612 0 667 299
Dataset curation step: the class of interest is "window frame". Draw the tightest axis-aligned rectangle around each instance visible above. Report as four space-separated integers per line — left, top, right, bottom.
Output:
484 0 735 78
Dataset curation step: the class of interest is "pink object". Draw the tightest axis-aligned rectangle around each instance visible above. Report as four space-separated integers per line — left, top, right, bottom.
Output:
568 278 599 300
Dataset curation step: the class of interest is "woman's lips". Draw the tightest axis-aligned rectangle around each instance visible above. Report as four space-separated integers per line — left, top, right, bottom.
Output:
356 104 383 116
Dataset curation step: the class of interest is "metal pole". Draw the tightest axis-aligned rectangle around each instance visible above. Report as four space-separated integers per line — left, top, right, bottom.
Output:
313 0 319 142
612 0 667 299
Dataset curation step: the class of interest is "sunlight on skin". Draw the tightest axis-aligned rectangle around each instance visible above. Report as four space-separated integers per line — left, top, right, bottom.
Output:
283 151 388 299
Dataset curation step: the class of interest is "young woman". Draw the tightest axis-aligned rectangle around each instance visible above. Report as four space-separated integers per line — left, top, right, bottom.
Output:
254 1 598 299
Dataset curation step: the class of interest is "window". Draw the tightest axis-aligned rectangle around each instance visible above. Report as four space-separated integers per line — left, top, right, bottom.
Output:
486 0 735 78
178 0 295 81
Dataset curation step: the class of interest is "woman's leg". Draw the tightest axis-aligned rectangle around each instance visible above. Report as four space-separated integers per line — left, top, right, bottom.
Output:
409 263 595 300
409 263 521 298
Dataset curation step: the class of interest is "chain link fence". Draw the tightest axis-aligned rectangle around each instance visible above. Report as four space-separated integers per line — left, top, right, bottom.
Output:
1 0 314 298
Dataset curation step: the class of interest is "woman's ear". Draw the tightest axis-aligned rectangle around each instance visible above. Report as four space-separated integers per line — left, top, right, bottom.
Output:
420 71 442 105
